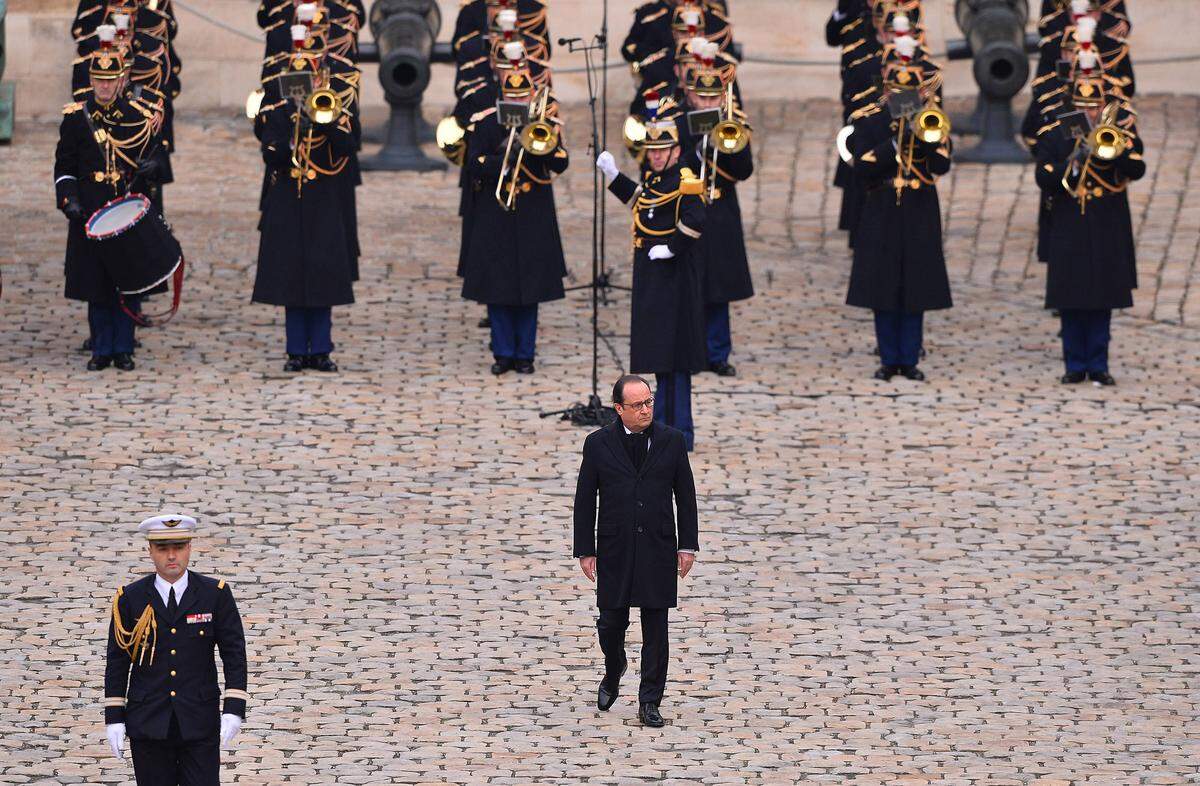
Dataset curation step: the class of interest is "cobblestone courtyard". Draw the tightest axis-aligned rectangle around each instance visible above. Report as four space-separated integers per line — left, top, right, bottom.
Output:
1 97 1199 784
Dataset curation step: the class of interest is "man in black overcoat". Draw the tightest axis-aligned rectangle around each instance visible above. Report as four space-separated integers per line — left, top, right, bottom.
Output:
252 60 357 373
846 35 952 381
1034 60 1143 385
460 70 568 375
104 514 248 786
573 374 699 728
678 64 753 377
598 102 707 450
54 50 167 372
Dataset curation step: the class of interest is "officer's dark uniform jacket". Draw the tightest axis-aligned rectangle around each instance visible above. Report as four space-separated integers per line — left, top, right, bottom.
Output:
846 98 954 314
253 100 357 308
105 571 247 741
54 95 167 306
459 106 569 306
677 110 754 305
1035 104 1144 311
609 161 707 374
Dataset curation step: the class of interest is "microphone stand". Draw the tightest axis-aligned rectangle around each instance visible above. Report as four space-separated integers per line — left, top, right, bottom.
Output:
539 32 618 427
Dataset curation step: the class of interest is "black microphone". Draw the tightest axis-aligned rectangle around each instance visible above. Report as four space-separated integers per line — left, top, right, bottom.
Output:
559 37 581 46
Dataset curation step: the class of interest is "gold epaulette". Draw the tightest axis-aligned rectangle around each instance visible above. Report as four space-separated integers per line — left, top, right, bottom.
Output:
679 167 704 196
63 102 84 115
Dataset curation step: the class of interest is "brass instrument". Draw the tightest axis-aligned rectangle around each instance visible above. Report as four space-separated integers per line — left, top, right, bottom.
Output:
245 88 265 120
436 115 468 167
496 87 558 211
913 105 950 145
705 84 750 201
306 86 343 125
623 115 648 159
1088 119 1126 161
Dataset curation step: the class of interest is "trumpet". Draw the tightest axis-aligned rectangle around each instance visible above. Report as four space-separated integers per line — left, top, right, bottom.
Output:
912 105 950 145
1088 123 1126 160
306 86 343 125
496 86 557 211
436 115 467 167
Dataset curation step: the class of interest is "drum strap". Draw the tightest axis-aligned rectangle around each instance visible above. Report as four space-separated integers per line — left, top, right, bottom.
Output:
121 256 186 328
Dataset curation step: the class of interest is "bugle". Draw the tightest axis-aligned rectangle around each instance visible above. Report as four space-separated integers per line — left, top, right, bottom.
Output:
1088 123 1126 161
913 105 951 145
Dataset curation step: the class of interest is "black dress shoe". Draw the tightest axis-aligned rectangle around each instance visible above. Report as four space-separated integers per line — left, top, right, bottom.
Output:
80 337 93 354
284 354 305 372
1089 371 1116 386
1060 371 1086 384
638 703 665 728
597 659 627 712
709 361 737 377
310 353 338 372
478 316 491 329
898 365 925 381
491 358 514 375
113 353 135 371
873 365 898 381
514 359 535 374
87 355 111 371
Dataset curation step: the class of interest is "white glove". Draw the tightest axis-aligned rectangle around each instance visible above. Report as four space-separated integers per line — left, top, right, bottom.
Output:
595 151 619 184
648 244 675 261
220 714 242 747
106 723 125 759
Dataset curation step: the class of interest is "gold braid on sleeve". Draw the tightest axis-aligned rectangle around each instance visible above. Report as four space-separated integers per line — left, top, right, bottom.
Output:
111 588 157 666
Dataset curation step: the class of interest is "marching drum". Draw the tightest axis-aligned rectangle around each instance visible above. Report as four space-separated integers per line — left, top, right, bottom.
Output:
85 194 183 295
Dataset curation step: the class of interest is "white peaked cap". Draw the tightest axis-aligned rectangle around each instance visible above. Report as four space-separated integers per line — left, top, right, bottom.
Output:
497 9 517 30
291 24 307 41
893 13 911 33
98 24 117 43
1077 48 1099 70
503 40 525 61
296 3 317 22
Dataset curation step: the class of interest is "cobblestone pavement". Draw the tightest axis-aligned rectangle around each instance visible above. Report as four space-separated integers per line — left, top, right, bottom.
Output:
1 97 1199 785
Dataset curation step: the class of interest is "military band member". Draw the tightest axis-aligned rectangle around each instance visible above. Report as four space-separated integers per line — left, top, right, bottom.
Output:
597 108 707 450
1034 54 1142 385
845 33 952 381
573 374 699 728
54 50 167 372
252 65 358 373
678 65 753 377
105 514 248 786
460 71 568 375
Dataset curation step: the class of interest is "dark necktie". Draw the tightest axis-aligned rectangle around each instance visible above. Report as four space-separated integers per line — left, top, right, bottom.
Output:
631 431 649 470
167 587 178 619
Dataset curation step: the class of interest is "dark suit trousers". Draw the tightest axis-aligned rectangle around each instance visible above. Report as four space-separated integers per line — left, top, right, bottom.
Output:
597 607 669 705
130 713 220 786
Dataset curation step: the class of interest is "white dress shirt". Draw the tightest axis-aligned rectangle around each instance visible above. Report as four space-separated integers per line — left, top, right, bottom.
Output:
154 571 188 607
622 424 694 555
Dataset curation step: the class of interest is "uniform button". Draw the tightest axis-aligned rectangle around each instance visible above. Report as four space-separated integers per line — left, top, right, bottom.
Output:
170 650 176 656
637 526 643 533
170 628 176 634
637 501 644 508
170 691 176 697
199 630 204 636
170 670 176 677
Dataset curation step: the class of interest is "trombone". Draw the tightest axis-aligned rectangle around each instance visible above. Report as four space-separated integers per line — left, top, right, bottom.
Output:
496 86 559 211
705 84 750 202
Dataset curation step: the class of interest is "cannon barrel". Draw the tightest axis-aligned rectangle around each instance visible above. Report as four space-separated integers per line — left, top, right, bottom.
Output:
369 0 442 104
949 0 1031 100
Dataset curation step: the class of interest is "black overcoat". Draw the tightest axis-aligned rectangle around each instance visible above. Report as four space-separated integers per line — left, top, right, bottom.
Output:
846 105 954 314
253 104 356 308
54 97 165 305
1036 115 1144 311
679 120 755 304
460 110 568 306
573 420 699 609
609 164 707 374
105 571 248 742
